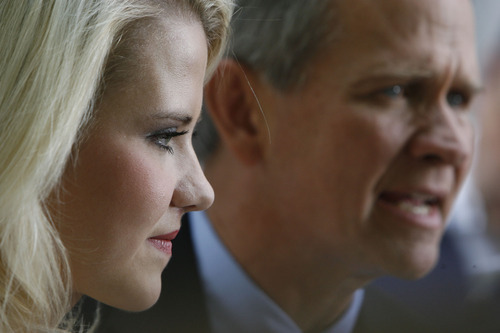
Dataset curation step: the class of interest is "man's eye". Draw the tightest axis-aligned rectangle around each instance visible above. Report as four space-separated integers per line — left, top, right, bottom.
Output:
354 84 411 106
381 85 405 98
446 91 468 108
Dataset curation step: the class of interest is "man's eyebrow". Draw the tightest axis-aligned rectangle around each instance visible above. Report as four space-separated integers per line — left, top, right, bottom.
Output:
350 66 484 94
349 73 430 89
346 65 434 87
460 80 485 94
364 62 434 78
369 61 486 91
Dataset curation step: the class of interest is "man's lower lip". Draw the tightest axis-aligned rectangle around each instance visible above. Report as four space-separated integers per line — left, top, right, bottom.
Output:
377 199 441 230
148 239 172 255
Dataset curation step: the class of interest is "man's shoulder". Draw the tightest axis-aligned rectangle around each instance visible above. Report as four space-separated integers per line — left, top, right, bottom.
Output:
353 284 434 333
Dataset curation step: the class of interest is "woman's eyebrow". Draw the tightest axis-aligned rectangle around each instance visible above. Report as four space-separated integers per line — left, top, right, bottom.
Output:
150 111 193 125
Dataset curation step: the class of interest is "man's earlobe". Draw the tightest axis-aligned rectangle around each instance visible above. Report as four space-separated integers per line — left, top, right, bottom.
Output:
204 60 269 165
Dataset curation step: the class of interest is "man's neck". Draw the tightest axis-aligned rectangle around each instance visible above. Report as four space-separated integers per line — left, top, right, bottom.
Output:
204 152 373 331
207 204 371 332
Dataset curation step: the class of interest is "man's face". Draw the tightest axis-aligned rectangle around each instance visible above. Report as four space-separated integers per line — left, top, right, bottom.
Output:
258 0 481 279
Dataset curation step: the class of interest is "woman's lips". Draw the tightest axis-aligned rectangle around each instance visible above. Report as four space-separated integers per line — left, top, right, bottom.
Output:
148 230 179 255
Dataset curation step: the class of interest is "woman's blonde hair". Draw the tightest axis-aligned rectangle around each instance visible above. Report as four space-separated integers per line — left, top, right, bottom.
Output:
0 0 232 331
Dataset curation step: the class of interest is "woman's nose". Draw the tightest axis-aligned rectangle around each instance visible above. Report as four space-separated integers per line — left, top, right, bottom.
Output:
171 156 214 212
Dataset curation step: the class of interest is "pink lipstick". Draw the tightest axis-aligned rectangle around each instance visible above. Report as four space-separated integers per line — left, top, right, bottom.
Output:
148 230 179 255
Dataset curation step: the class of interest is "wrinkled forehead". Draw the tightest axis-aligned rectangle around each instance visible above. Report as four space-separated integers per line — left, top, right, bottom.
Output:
323 0 480 87
338 0 474 46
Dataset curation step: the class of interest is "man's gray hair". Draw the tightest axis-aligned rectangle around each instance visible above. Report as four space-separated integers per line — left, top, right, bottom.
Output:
196 0 339 160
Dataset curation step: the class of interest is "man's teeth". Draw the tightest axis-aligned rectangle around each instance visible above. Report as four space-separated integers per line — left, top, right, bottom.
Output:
397 201 431 215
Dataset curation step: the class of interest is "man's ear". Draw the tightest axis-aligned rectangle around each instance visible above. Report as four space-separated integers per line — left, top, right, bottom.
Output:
204 59 270 165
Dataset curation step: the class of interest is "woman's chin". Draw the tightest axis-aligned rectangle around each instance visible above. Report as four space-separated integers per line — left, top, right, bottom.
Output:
118 288 162 312
93 279 163 312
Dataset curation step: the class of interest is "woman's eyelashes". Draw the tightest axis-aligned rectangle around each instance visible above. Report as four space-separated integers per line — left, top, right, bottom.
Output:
147 128 188 154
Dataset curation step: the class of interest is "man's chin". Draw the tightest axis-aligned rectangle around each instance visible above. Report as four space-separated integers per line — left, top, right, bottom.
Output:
371 241 441 281
393 249 440 281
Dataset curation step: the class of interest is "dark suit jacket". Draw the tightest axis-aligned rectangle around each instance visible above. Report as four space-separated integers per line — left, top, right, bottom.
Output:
96 216 433 333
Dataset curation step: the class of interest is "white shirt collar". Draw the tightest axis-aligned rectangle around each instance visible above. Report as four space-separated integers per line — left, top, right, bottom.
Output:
190 210 364 333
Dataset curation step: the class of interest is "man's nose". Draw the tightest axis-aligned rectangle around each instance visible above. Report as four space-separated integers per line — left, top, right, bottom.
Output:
408 104 473 167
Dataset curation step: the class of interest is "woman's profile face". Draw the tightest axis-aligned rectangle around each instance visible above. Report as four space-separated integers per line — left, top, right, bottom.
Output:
52 16 214 311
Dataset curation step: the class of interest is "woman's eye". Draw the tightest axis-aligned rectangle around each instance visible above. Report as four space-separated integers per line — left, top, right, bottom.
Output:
446 90 468 108
147 128 188 154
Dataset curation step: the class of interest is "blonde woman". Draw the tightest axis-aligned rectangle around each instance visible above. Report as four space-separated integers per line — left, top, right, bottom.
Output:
0 0 232 331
